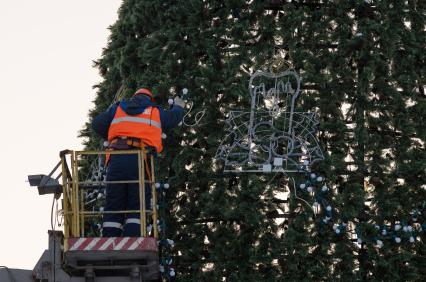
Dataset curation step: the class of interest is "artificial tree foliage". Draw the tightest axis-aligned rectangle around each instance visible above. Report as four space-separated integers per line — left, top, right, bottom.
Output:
80 1 425 281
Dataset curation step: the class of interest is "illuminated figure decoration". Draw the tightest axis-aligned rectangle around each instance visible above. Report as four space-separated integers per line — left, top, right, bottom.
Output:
216 60 423 246
216 68 324 173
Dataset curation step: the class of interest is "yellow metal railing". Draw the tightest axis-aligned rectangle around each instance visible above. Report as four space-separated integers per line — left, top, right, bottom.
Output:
60 149 159 251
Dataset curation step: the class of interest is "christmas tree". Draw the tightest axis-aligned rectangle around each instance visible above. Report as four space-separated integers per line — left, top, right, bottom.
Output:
80 1 425 280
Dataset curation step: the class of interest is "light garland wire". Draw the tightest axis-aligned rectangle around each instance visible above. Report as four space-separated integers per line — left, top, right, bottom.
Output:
290 176 314 213
182 101 206 127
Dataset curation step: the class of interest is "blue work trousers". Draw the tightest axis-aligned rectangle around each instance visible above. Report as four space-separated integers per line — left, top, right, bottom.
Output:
102 152 152 237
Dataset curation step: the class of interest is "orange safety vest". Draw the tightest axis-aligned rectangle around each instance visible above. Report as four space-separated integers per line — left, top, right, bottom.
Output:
108 105 163 153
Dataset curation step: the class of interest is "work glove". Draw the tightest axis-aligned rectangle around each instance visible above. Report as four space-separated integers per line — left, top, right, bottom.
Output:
174 96 186 108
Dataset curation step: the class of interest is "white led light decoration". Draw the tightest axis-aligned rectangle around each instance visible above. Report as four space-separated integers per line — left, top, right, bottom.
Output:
216 69 324 173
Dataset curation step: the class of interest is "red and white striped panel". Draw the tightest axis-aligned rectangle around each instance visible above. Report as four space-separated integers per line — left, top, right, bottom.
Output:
67 237 157 252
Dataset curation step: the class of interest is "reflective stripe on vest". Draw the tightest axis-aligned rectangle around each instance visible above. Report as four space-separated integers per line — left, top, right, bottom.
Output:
111 116 161 129
108 105 163 152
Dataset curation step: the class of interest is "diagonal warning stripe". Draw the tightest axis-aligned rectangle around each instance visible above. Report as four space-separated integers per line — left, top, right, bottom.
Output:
128 238 144 250
69 238 86 250
84 238 101 250
99 237 115 250
113 237 130 250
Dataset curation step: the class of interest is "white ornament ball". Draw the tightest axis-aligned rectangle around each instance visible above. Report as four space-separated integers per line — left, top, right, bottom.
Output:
395 237 401 243
155 183 161 188
169 269 176 277
382 229 387 236
317 176 323 182
407 226 413 232
167 239 175 247
357 238 363 244
99 207 104 212
409 236 415 243
162 133 167 139
159 265 165 273
299 184 306 189
335 228 341 234
310 173 316 179
403 226 408 232
376 240 383 248
103 141 109 147
307 186 313 193
164 183 170 189
168 98 174 105
395 224 401 231
326 205 332 211
182 88 188 95
333 224 338 230
322 185 328 192
303 160 310 166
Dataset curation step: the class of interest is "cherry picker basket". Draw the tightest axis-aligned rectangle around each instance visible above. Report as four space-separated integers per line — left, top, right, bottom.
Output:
59 149 160 280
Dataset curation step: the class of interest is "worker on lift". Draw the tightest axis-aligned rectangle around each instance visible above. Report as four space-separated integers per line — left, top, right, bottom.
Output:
92 88 185 237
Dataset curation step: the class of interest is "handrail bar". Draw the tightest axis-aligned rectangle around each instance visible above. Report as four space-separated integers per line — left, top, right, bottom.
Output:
64 210 153 216
78 180 151 185
74 150 141 155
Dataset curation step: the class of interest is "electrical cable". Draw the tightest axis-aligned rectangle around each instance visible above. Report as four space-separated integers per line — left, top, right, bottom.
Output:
50 195 56 230
111 84 126 106
182 101 206 127
290 176 314 213
268 171 315 213
57 205 63 227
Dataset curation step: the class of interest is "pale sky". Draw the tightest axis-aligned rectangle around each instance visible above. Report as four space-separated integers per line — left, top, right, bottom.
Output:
0 0 122 269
